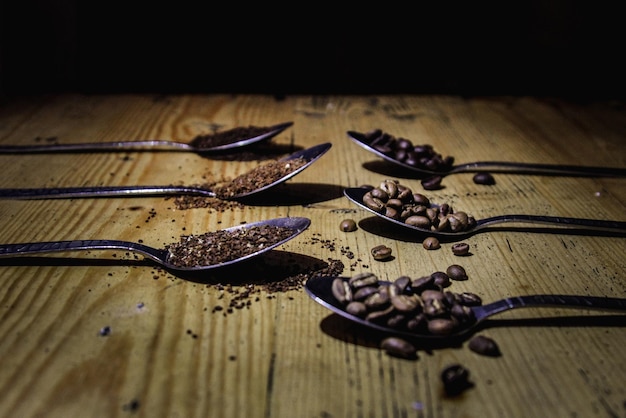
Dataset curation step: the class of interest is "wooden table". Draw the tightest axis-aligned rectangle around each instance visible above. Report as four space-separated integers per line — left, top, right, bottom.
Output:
0 94 624 417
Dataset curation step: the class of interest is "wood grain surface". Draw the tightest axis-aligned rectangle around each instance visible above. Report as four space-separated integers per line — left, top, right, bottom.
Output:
0 94 624 417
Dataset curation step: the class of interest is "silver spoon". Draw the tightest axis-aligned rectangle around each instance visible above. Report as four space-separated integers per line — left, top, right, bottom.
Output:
343 187 626 239
0 122 293 154
0 143 332 200
0 217 310 271
305 275 626 343
348 130 626 177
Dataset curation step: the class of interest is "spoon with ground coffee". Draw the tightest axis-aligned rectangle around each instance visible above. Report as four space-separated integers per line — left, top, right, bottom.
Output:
0 122 294 154
343 186 626 239
348 130 626 178
0 142 332 200
305 275 626 343
0 217 310 271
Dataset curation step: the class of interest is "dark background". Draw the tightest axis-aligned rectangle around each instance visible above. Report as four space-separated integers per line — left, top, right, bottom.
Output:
1 1 624 100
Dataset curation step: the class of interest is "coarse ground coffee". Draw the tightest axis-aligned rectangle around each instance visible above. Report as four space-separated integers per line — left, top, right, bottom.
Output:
190 125 276 149
165 225 296 268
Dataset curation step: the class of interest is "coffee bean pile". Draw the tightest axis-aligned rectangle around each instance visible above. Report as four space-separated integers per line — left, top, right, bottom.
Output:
213 157 307 199
362 179 476 233
363 129 454 173
190 125 276 149
331 269 481 336
165 225 296 268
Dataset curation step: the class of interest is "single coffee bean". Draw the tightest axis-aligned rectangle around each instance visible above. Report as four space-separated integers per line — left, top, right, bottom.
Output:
349 272 379 289
421 175 443 190
380 337 417 359
345 301 368 317
446 264 468 281
451 242 470 256
473 172 496 185
339 219 358 232
441 364 473 396
468 335 501 357
423 236 441 250
371 244 392 260
331 278 352 303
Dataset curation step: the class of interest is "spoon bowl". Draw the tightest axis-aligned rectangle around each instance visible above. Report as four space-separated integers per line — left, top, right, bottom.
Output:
305 275 626 343
0 143 332 200
0 217 311 271
348 130 626 178
0 122 294 154
344 187 626 239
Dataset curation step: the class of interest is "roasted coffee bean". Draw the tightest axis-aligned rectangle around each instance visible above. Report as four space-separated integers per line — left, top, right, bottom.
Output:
391 294 422 312
405 215 432 229
353 285 379 301
349 272 379 288
421 175 443 190
364 288 391 309
446 264 468 281
422 236 441 250
468 335 501 357
381 337 417 359
339 219 358 232
345 301 368 317
473 172 496 185
431 271 451 288
379 180 399 198
411 275 436 292
451 242 470 256
457 292 482 306
363 192 386 212
371 244 392 260
427 317 458 335
331 278 352 303
441 364 473 396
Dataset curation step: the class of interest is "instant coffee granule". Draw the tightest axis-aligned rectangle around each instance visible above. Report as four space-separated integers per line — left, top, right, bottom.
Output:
189 125 276 149
165 225 296 268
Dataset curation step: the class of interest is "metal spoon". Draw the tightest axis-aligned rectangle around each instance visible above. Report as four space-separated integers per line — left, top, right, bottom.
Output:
348 130 626 177
343 187 626 239
305 275 626 343
0 142 332 200
0 122 293 154
0 217 310 271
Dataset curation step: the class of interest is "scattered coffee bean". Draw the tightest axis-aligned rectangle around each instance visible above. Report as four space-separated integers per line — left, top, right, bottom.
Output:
421 175 443 190
468 335 501 357
381 337 418 359
340 219 358 232
422 236 441 250
441 364 473 396
371 245 392 261
446 264 468 281
473 172 496 185
451 242 470 256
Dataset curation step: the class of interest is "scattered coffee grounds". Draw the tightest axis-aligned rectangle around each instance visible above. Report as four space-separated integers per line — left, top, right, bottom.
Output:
213 157 307 199
362 179 476 233
361 129 454 173
165 225 296 268
189 125 276 149
171 190 245 211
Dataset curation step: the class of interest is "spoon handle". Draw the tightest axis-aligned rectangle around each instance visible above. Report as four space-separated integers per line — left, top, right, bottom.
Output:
476 214 626 234
474 294 626 322
0 140 193 153
0 185 216 199
0 239 167 264
453 161 626 177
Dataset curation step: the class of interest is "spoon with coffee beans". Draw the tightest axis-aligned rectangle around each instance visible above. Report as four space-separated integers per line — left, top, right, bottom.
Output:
305 273 626 343
0 122 294 154
0 142 332 200
0 217 310 272
343 181 626 239
348 129 626 178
